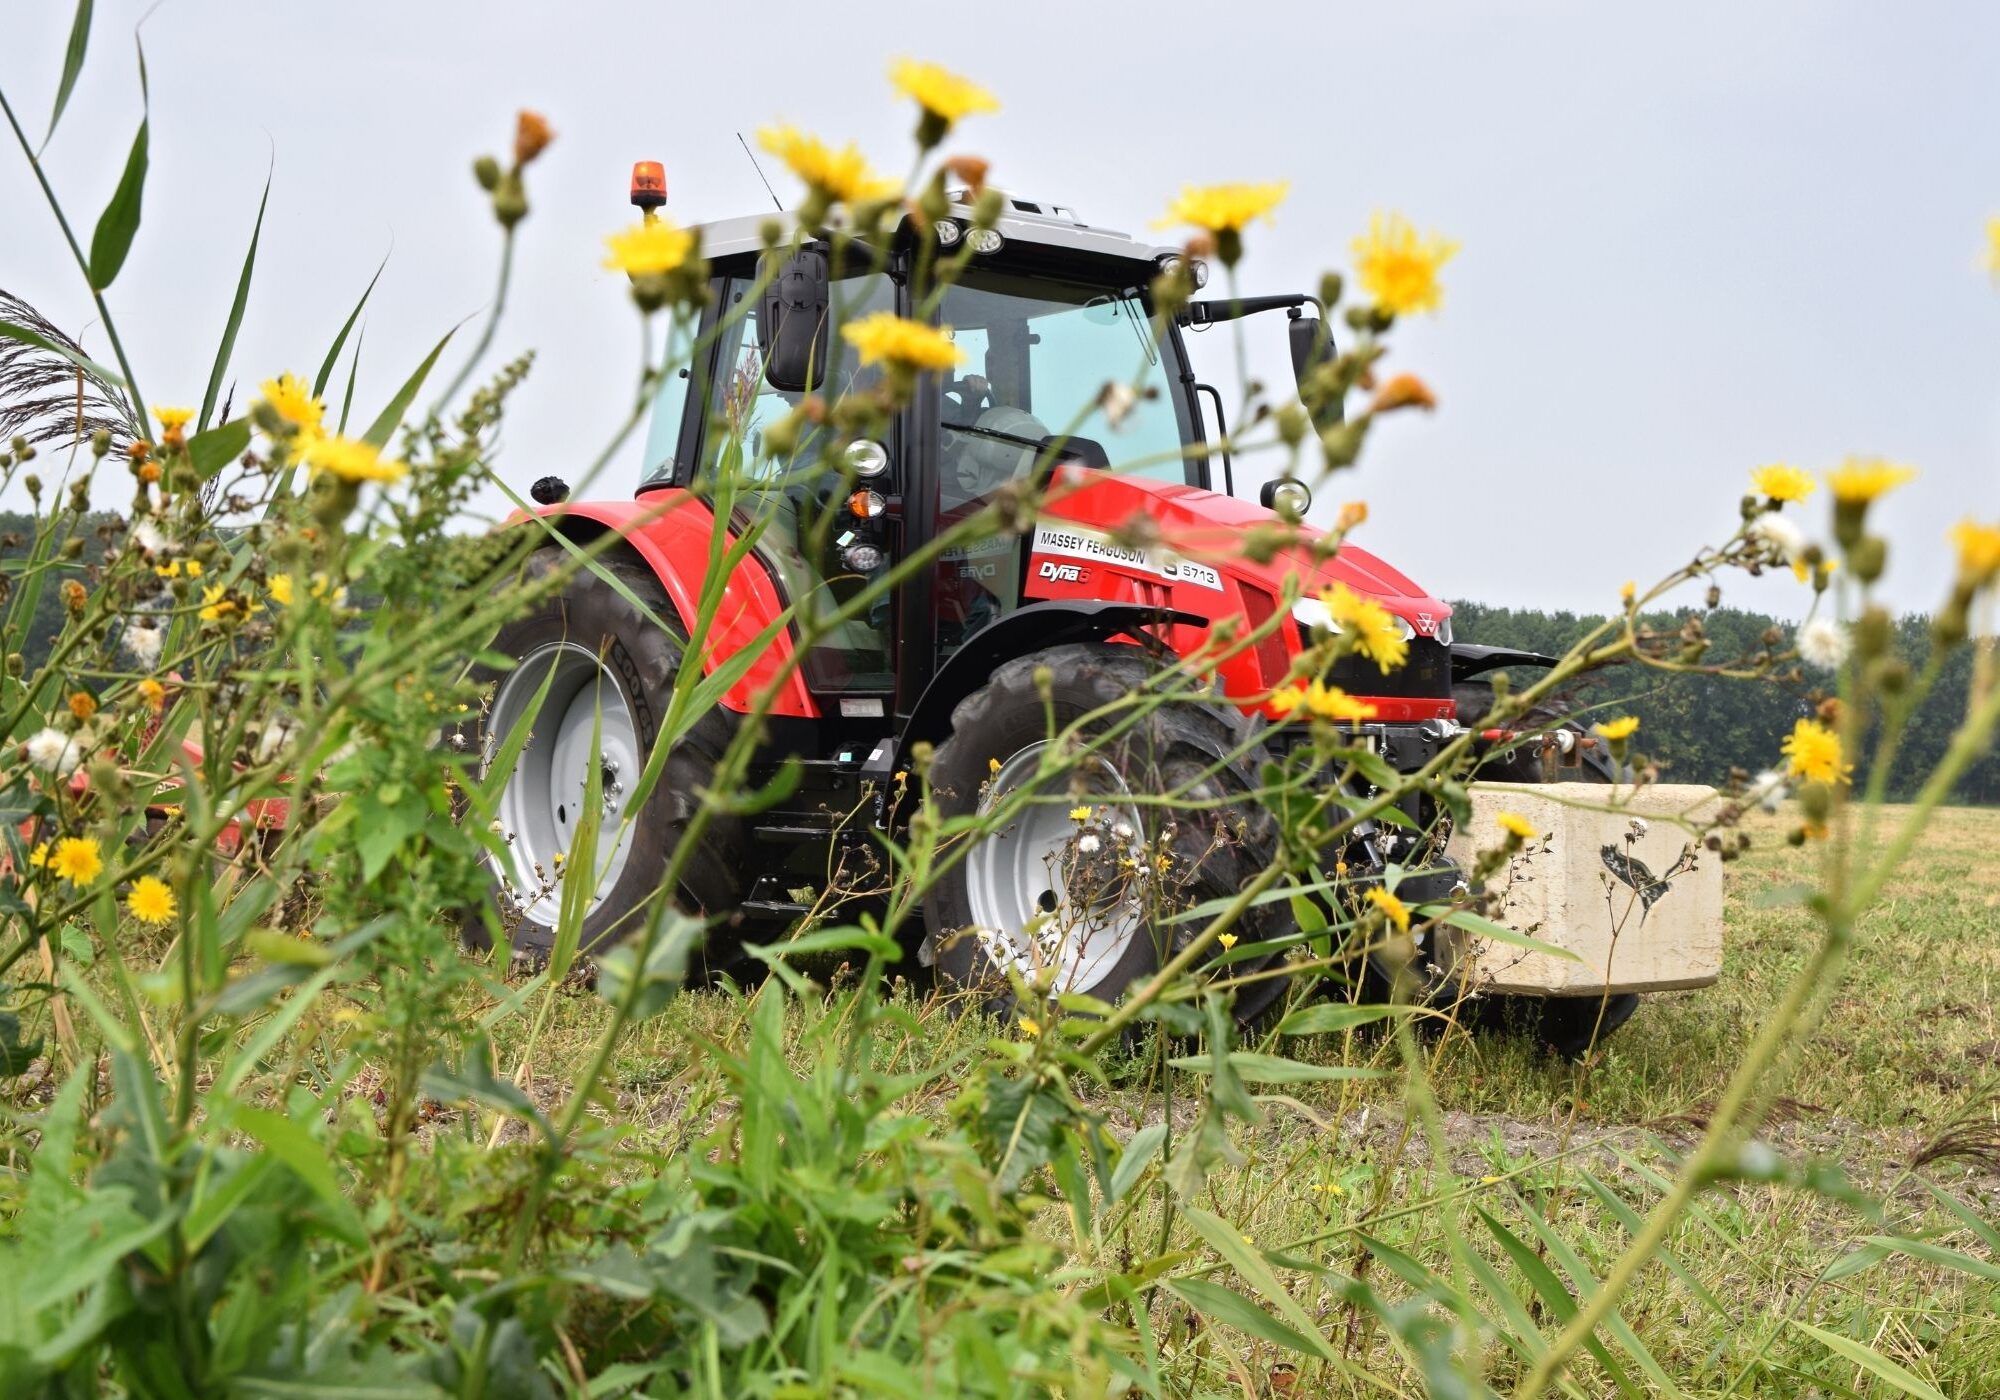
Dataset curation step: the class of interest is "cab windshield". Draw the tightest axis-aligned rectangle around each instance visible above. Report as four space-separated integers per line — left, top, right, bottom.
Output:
935 271 1199 511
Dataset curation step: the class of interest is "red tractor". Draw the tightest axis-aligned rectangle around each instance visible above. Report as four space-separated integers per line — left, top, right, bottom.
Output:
468 174 1719 1048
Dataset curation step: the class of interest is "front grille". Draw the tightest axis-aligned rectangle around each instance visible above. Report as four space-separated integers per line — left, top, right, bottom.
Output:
1322 636 1451 699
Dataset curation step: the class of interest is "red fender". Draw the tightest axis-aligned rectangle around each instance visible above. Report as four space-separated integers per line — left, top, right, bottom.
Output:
513 490 818 719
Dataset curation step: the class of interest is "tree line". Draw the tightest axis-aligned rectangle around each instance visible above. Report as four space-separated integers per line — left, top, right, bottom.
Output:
1452 599 2000 806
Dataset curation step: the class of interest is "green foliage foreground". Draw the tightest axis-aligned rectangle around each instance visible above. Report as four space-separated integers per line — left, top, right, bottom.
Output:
0 11 1997 1398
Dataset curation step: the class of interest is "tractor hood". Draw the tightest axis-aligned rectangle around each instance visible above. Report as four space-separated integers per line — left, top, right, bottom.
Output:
1037 468 1451 635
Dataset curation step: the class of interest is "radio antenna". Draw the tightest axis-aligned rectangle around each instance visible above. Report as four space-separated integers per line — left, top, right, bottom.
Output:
737 132 784 212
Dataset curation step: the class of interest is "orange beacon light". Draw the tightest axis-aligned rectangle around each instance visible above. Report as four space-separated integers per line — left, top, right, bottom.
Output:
630 161 667 211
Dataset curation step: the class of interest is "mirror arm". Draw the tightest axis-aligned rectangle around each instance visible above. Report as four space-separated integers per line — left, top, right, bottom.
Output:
1193 383 1233 497
1177 293 1323 328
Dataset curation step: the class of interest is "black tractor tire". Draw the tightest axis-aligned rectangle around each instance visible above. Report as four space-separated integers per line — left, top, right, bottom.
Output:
923 643 1298 1028
1454 676 1638 1058
459 549 746 968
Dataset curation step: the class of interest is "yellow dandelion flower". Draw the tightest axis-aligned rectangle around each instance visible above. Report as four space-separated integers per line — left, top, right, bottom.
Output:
757 126 900 206
268 574 294 607
841 312 965 373
68 691 96 722
1269 683 1307 716
1594 715 1640 742
1750 463 1816 503
1496 811 1538 841
602 218 696 277
1301 680 1379 723
1781 718 1851 786
304 434 408 484
259 373 324 442
1984 216 2000 283
1948 518 2000 587
1364 886 1411 933
1156 181 1289 234
1322 584 1409 672
1825 457 1916 504
1217 932 1239 951
1351 211 1459 317
889 58 999 128
153 405 194 450
137 678 165 712
988 756 1002 776
198 584 262 624
49 836 102 885
126 875 176 925
1619 580 1637 604
1068 805 1092 822
1018 1015 1042 1037
186 559 203 578
27 841 48 869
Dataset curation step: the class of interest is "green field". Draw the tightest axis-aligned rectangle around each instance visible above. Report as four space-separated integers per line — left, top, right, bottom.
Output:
472 803 2000 1394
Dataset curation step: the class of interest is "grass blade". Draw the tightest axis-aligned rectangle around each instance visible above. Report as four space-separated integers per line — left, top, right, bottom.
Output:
360 325 456 449
1785 1318 1946 1400
42 0 93 149
338 320 364 433
1164 1277 1328 1361
88 118 147 290
314 252 387 398
0 319 125 387
1180 1205 1336 1360
198 162 270 431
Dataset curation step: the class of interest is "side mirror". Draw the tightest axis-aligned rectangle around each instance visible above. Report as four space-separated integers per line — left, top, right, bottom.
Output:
758 248 830 392
1288 314 1341 429
1260 477 1312 518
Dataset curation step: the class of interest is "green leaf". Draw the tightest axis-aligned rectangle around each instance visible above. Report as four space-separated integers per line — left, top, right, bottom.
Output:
1860 1234 2000 1283
230 1105 366 1246
0 319 126 387
742 924 900 964
420 1034 553 1142
1428 905 1582 963
1165 1277 1329 1360
1277 1002 1409 1036
88 118 148 290
185 416 249 482
1167 1050 1386 1084
315 254 387 398
1109 1123 1167 1204
198 165 270 431
360 326 456 449
1178 1206 1336 1360
595 911 704 1020
44 0 93 148
1785 1318 1946 1400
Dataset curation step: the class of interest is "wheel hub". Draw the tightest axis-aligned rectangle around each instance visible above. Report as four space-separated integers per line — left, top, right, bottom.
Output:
963 742 1149 996
486 641 643 926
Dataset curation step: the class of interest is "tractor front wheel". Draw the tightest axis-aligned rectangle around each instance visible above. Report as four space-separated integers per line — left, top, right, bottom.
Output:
923 643 1296 1027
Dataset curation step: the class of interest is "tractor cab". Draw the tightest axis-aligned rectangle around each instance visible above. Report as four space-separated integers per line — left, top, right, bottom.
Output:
630 193 1453 751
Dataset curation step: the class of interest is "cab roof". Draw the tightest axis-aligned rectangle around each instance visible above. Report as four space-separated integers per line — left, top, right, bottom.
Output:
695 192 1178 270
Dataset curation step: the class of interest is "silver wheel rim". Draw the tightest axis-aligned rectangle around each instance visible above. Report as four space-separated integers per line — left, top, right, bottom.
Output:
487 641 642 926
964 741 1149 995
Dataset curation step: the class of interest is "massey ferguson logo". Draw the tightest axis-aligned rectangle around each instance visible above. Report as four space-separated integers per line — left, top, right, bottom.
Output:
1037 560 1089 584
1413 612 1437 637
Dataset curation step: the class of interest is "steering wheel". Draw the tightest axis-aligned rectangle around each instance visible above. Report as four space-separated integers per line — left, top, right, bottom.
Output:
942 374 993 426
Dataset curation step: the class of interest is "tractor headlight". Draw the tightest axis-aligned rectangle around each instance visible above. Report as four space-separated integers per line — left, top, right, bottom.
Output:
934 219 964 248
1291 596 1419 643
966 226 1005 255
1434 616 1453 646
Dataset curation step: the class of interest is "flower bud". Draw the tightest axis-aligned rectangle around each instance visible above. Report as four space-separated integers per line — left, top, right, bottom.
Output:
5 654 22 677
91 428 111 457
513 111 553 167
24 474 41 501
473 154 502 191
1855 606 1892 660
11 436 32 461
492 170 529 229
1847 535 1886 584
1318 271 1345 310
1800 781 1833 823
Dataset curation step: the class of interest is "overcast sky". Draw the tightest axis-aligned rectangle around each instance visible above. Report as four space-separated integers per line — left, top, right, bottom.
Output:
4 1 1996 618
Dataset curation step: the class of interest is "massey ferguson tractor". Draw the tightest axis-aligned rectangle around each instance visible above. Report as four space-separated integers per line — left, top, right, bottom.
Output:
466 172 1724 1054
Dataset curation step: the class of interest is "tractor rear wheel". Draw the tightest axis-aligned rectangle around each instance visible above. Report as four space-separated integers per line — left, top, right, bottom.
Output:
923 643 1296 1027
461 550 745 965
